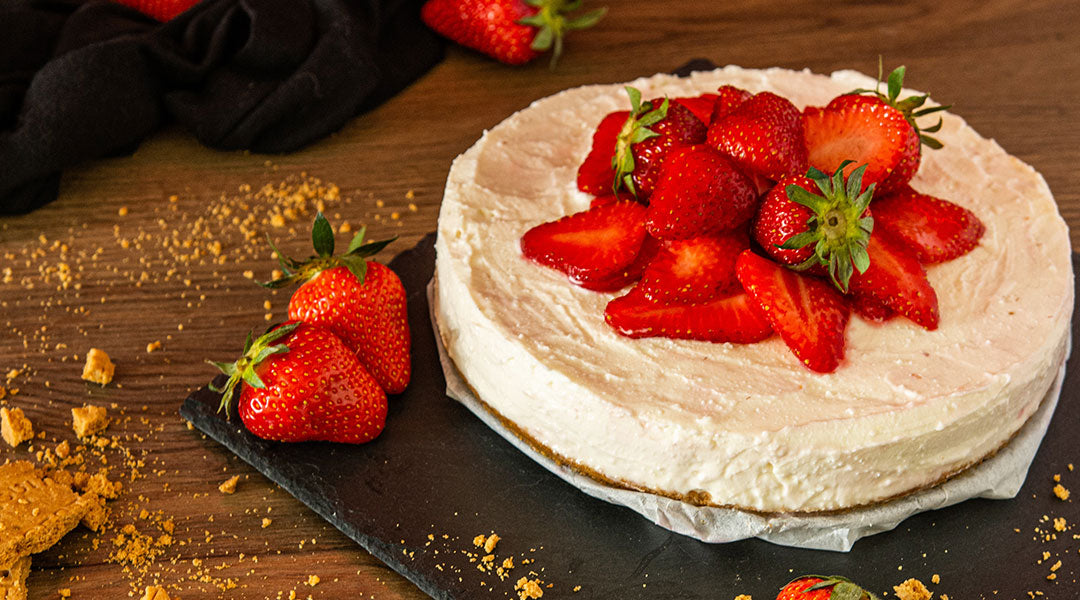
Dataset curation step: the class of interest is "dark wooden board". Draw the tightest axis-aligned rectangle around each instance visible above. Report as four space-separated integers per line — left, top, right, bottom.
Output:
182 233 1080 600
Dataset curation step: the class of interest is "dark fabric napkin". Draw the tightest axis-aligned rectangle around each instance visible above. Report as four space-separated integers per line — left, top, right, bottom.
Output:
0 0 444 214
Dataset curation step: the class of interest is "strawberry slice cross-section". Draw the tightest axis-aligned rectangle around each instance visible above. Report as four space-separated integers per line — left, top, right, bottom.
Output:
735 250 851 373
605 287 772 344
872 184 985 264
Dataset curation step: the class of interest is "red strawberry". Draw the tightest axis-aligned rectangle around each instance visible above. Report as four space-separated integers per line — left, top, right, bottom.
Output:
209 322 388 444
752 163 875 292
708 85 753 125
673 94 719 125
872 184 984 263
639 230 747 303
577 111 630 195
420 0 606 67
736 250 851 373
806 64 949 193
646 145 757 240
605 287 772 343
112 0 199 21
707 91 808 181
520 200 647 286
577 234 659 292
851 293 896 323
589 192 637 209
611 88 708 199
775 576 879 600
849 231 939 330
264 214 410 394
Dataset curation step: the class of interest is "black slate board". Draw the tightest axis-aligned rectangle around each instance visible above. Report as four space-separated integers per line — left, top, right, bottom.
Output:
182 233 1080 599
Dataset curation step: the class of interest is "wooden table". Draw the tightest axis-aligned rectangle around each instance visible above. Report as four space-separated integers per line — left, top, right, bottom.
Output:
2 1 1077 598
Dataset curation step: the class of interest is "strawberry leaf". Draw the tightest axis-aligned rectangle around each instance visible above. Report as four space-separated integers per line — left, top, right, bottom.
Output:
887 65 905 102
566 7 606 29
311 212 335 257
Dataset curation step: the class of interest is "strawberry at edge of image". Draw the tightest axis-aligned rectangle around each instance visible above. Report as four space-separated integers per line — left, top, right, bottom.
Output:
420 0 607 67
263 213 411 395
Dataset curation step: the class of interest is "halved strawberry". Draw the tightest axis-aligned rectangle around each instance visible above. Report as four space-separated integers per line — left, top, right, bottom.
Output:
646 145 757 240
604 287 772 343
804 95 914 192
707 91 808 181
520 200 647 286
589 192 637 209
708 85 752 125
576 235 660 292
872 184 984 263
639 230 747 303
849 231 939 330
735 250 851 373
577 110 630 195
673 93 719 125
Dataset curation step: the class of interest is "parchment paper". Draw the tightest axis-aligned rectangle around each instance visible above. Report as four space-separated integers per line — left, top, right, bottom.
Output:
428 280 1067 552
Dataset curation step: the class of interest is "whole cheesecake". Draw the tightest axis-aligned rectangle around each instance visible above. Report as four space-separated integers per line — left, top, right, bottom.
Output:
432 66 1073 513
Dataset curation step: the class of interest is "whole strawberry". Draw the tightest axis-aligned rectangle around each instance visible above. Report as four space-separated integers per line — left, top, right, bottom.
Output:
112 0 199 21
775 575 879 600
645 144 756 240
708 90 808 182
264 214 410 395
209 322 388 444
421 0 606 67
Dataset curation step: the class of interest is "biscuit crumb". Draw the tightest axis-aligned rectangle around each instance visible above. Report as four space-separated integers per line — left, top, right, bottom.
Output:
484 533 500 554
1 407 33 447
262 518 272 528
306 575 320 587
59 589 71 598
218 475 240 494
1054 483 1070 500
71 404 109 438
473 534 486 548
734 595 752 600
80 348 115 385
146 341 162 353
80 494 109 532
931 574 940 585
893 578 931 600
1054 517 1067 531
515 577 544 599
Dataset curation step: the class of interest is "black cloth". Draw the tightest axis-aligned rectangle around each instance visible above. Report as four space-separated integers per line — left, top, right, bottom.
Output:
0 0 444 214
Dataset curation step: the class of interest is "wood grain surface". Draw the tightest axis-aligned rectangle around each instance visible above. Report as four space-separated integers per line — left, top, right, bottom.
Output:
1 1 1078 598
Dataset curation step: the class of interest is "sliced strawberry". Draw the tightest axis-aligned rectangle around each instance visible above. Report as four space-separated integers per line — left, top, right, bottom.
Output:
872 184 984 263
589 192 637 209
673 93 719 125
708 85 752 125
577 110 630 195
850 293 896 323
576 235 660 292
849 232 939 330
804 95 914 192
604 287 772 343
707 91 808 181
735 250 851 373
520 200 647 286
640 230 748 303
646 145 757 240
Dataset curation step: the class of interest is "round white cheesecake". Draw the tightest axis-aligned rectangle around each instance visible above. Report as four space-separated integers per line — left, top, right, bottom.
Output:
432 66 1073 513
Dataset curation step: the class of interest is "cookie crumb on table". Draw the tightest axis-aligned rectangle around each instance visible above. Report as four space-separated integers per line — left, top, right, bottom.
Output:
1053 483 1070 500
893 578 931 600
484 533 500 553
71 404 109 438
141 585 174 600
1 407 33 447
80 348 115 385
218 475 240 494
733 595 752 600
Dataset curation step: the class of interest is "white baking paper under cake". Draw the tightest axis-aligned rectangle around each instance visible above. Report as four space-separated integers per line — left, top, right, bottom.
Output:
428 280 1067 552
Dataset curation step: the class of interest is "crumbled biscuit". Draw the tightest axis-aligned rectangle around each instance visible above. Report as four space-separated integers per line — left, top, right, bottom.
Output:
0 556 31 600
0 408 33 448
1054 483 1070 500
734 595 752 600
71 404 109 438
893 578 931 600
141 585 172 600
0 462 93 566
261 518 272 529
80 348 115 385
306 575 320 587
484 533 500 553
146 341 162 353
79 494 109 532
58 589 70 598
515 577 544 599
76 471 121 500
218 475 240 494
930 574 940 585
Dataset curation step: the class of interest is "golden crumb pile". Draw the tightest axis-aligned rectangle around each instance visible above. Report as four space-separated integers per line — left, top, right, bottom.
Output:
893 578 931 600
81 348 115 385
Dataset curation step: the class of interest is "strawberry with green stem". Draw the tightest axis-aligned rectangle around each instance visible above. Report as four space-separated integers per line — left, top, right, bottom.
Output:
263 213 411 395
421 0 606 68
775 575 879 600
209 322 388 444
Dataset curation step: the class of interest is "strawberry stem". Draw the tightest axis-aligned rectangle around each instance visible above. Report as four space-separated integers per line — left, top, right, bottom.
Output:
849 59 951 149
519 0 607 69
208 322 300 414
780 161 875 293
259 212 396 289
784 575 880 600
611 86 668 198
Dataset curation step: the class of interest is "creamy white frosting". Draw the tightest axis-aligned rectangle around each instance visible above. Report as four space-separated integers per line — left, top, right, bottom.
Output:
433 66 1074 512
